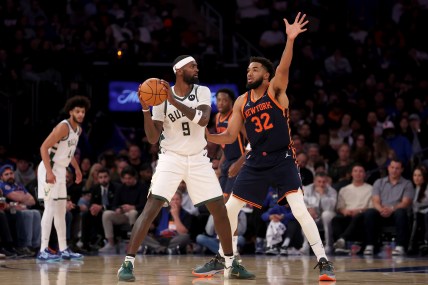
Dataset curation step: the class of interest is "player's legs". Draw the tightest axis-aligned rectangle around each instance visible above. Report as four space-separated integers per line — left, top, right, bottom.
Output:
40 198 55 251
53 199 67 251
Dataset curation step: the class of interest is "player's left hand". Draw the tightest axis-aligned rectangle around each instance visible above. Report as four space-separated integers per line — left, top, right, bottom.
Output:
284 12 309 40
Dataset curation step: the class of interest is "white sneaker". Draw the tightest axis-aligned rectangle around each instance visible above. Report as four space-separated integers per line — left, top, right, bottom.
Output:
99 243 116 253
363 245 374 256
300 242 310 255
392 246 405 256
333 238 346 249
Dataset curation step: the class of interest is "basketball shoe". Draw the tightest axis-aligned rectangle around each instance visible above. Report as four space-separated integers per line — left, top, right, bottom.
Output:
224 259 256 279
314 257 336 281
37 248 61 262
117 260 135 282
60 248 83 260
192 253 225 277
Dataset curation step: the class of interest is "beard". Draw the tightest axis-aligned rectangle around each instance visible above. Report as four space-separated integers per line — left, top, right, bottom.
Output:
246 78 263 90
183 73 199 84
7 178 15 184
72 114 82 124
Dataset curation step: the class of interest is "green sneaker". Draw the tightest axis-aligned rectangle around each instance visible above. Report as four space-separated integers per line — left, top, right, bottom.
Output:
117 261 135 282
192 254 225 277
225 259 256 279
314 257 336 281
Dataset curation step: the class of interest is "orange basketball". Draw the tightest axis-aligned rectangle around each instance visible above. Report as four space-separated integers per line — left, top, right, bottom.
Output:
138 78 168 106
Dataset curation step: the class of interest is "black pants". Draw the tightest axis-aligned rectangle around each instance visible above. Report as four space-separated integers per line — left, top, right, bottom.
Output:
284 220 303 248
364 208 410 248
332 213 365 242
0 211 13 246
81 211 104 246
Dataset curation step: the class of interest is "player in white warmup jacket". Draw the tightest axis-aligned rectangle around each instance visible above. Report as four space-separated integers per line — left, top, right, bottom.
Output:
37 96 90 261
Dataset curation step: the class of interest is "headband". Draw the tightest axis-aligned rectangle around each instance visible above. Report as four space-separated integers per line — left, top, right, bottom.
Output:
173 56 195 73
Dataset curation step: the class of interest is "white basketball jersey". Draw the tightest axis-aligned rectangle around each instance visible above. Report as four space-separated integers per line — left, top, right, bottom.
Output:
152 84 211 156
49 120 80 167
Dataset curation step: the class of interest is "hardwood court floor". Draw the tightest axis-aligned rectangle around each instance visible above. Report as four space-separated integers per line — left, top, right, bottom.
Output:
1 254 428 285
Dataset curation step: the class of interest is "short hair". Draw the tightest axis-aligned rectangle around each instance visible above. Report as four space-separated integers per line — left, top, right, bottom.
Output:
121 165 138 178
249 56 275 81
389 158 403 167
314 171 328 178
98 167 110 176
64 96 91 113
351 163 365 171
215 88 235 102
172 55 192 67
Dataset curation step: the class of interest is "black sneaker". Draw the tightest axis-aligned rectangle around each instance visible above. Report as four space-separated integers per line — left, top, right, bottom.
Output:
314 257 336 281
192 253 225 277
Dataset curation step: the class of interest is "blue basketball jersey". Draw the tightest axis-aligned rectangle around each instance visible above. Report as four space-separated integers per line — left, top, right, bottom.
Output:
241 89 294 158
215 111 246 161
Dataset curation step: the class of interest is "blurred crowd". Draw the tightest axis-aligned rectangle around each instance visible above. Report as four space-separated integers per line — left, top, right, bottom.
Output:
1 0 428 259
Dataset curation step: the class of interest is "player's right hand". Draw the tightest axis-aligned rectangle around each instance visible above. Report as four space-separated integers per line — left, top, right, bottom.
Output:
46 171 56 184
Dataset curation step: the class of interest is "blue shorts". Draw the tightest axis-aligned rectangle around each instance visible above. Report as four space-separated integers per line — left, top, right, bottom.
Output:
219 159 238 196
231 152 302 209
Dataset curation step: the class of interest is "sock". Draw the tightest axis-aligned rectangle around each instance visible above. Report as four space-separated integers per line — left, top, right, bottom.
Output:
311 241 327 262
224 254 233 268
125 255 135 267
232 236 238 255
282 237 290 248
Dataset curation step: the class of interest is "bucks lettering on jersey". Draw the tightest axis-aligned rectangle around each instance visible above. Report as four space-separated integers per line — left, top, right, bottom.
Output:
152 84 212 156
49 120 80 167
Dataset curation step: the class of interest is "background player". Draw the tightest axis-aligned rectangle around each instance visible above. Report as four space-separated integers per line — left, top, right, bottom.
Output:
197 13 336 281
117 55 255 282
37 96 90 261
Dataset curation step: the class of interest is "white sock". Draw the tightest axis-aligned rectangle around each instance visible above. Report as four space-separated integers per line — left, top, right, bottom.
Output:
125 256 135 267
224 255 233 268
218 240 225 258
287 189 328 262
232 236 238 255
282 237 290 248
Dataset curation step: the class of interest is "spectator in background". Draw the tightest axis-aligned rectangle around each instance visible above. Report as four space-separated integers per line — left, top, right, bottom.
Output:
128 144 144 173
0 164 41 257
410 165 428 255
14 154 36 187
332 164 372 254
259 19 286 56
303 172 337 253
324 49 352 78
296 152 314 186
99 166 148 253
142 191 192 254
81 167 118 252
329 144 353 184
363 159 414 256
382 121 412 167
407 114 428 164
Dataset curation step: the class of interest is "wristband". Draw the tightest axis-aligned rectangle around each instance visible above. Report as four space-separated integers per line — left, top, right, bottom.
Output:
142 108 150 113
192 110 203 124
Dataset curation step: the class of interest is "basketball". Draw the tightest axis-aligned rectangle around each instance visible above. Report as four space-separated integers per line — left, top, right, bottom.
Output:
138 78 168 106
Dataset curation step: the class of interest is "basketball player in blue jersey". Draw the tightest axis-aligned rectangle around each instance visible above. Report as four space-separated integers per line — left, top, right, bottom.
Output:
214 89 247 198
117 55 255 282
196 13 336 281
37 96 90 261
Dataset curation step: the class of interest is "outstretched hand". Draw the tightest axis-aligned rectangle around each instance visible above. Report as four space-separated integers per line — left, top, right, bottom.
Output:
284 12 309 40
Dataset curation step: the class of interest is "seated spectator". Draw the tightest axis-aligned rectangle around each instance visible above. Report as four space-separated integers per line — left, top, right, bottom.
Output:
363 159 414 256
0 164 41 257
99 166 148 253
410 165 428 255
296 152 313 186
303 172 337 253
332 164 373 254
196 210 246 256
0 190 21 258
142 191 192 254
329 143 353 184
81 167 119 252
13 154 36 187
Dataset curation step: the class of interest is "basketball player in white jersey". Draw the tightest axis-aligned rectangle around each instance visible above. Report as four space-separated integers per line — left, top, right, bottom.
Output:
37 96 90 261
117 55 255 282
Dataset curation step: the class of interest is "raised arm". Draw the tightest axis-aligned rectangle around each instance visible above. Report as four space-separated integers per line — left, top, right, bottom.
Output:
207 95 245 145
269 12 308 96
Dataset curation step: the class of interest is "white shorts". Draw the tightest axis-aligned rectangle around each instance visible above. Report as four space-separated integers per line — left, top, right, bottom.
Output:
149 149 223 206
37 162 67 201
